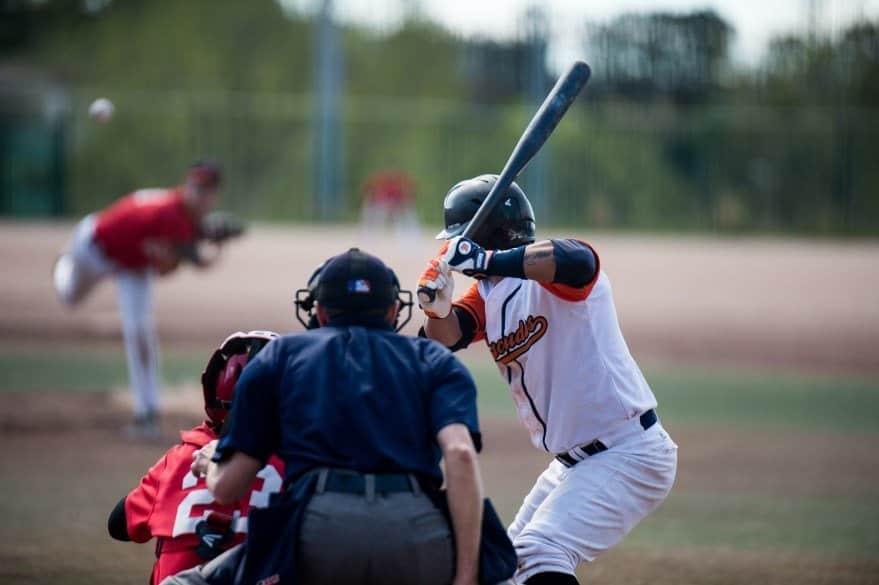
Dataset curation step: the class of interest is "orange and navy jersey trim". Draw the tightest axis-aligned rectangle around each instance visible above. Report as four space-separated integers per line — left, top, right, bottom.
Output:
538 240 601 302
452 282 486 342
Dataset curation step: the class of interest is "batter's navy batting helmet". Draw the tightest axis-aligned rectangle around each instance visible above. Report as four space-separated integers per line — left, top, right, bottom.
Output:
436 174 536 250
201 330 278 429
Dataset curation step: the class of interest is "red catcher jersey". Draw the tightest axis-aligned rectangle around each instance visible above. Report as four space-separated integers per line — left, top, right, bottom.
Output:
94 188 197 270
124 423 284 585
453 246 657 453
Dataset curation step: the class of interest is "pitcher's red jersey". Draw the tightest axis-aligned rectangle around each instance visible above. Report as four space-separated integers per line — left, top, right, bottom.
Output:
94 188 197 270
124 423 284 584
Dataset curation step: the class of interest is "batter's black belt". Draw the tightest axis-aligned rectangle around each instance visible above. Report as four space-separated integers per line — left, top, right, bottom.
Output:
555 409 658 468
315 468 422 496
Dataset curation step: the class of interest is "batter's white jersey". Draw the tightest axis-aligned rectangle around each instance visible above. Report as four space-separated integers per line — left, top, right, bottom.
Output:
454 258 657 453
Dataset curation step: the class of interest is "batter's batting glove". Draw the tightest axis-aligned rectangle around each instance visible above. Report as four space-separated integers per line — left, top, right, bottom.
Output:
417 243 455 319
442 236 492 278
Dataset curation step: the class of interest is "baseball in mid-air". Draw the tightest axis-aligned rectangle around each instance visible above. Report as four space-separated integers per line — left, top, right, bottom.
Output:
88 97 115 122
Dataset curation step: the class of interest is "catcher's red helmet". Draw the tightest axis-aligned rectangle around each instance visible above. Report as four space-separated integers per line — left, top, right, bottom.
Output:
201 330 278 429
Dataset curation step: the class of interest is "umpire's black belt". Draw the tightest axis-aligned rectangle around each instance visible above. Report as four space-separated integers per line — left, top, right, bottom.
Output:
314 468 421 496
555 409 658 468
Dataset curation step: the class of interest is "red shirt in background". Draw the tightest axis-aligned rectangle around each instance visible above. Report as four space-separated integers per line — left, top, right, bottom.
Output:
124 423 284 585
362 171 415 208
94 188 197 270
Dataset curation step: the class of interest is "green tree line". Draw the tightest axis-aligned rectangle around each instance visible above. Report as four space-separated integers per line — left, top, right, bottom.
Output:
1 0 877 233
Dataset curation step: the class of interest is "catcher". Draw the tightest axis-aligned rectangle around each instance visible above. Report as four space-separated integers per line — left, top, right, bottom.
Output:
107 331 284 585
52 160 244 437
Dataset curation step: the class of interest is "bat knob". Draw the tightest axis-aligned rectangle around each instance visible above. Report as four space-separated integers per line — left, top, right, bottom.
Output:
417 286 437 305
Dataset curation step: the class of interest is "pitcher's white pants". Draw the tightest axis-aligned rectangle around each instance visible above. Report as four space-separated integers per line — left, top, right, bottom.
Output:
507 423 678 583
53 215 161 417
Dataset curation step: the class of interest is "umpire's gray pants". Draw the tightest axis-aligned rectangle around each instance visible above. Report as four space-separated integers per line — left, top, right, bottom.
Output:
298 488 454 584
162 486 454 585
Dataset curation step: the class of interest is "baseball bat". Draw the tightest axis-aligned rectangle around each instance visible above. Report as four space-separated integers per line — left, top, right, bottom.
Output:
420 60 592 304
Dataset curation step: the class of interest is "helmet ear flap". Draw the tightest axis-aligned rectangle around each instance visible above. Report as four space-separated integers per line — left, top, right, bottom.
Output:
202 347 228 428
215 353 247 405
202 331 279 429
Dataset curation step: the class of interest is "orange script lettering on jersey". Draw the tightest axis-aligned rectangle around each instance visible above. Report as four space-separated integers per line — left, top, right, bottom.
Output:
489 315 548 365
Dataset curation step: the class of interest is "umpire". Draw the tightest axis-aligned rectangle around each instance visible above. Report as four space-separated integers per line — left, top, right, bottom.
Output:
194 248 484 585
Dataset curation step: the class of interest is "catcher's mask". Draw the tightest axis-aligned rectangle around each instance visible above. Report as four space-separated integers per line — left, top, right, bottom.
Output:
201 330 279 429
294 250 413 332
293 261 326 331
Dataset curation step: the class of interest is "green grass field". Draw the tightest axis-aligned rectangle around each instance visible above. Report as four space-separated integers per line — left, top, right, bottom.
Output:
5 346 877 433
2 345 878 583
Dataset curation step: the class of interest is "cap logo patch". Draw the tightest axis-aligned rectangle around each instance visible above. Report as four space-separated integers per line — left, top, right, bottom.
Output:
348 279 372 294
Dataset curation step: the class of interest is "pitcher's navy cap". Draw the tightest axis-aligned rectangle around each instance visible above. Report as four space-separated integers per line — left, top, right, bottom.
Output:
188 159 222 188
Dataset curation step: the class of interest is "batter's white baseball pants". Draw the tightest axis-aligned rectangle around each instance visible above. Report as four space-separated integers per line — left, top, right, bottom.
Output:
507 421 678 583
53 215 161 418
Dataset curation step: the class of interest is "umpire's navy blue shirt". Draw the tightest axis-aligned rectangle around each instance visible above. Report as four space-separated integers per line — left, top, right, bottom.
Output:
215 315 480 486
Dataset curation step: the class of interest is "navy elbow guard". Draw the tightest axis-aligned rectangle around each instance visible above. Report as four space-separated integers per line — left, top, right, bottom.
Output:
551 239 597 287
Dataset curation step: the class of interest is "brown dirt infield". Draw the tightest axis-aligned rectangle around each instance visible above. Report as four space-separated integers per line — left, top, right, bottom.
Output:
2 221 878 372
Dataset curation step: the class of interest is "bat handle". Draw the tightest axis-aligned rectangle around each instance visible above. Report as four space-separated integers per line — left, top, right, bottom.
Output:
417 285 437 305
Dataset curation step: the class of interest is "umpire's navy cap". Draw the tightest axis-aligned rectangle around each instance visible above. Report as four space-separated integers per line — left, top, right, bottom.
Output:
316 248 399 312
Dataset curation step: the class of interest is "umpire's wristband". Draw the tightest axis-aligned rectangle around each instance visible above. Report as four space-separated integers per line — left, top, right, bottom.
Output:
486 245 526 279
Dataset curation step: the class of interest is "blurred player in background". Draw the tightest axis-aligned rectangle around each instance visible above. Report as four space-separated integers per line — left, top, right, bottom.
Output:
360 168 420 240
107 331 284 585
52 160 225 437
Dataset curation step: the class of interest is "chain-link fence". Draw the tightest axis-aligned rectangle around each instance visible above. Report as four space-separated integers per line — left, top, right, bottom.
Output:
6 86 877 234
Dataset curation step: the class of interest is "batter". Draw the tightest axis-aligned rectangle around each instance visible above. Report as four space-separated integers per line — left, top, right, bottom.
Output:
418 174 678 584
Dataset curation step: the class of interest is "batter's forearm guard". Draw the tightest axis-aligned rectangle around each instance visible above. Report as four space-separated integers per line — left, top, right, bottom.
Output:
486 245 527 279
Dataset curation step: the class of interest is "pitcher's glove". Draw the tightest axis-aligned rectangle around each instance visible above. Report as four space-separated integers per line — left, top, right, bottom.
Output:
200 212 245 244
